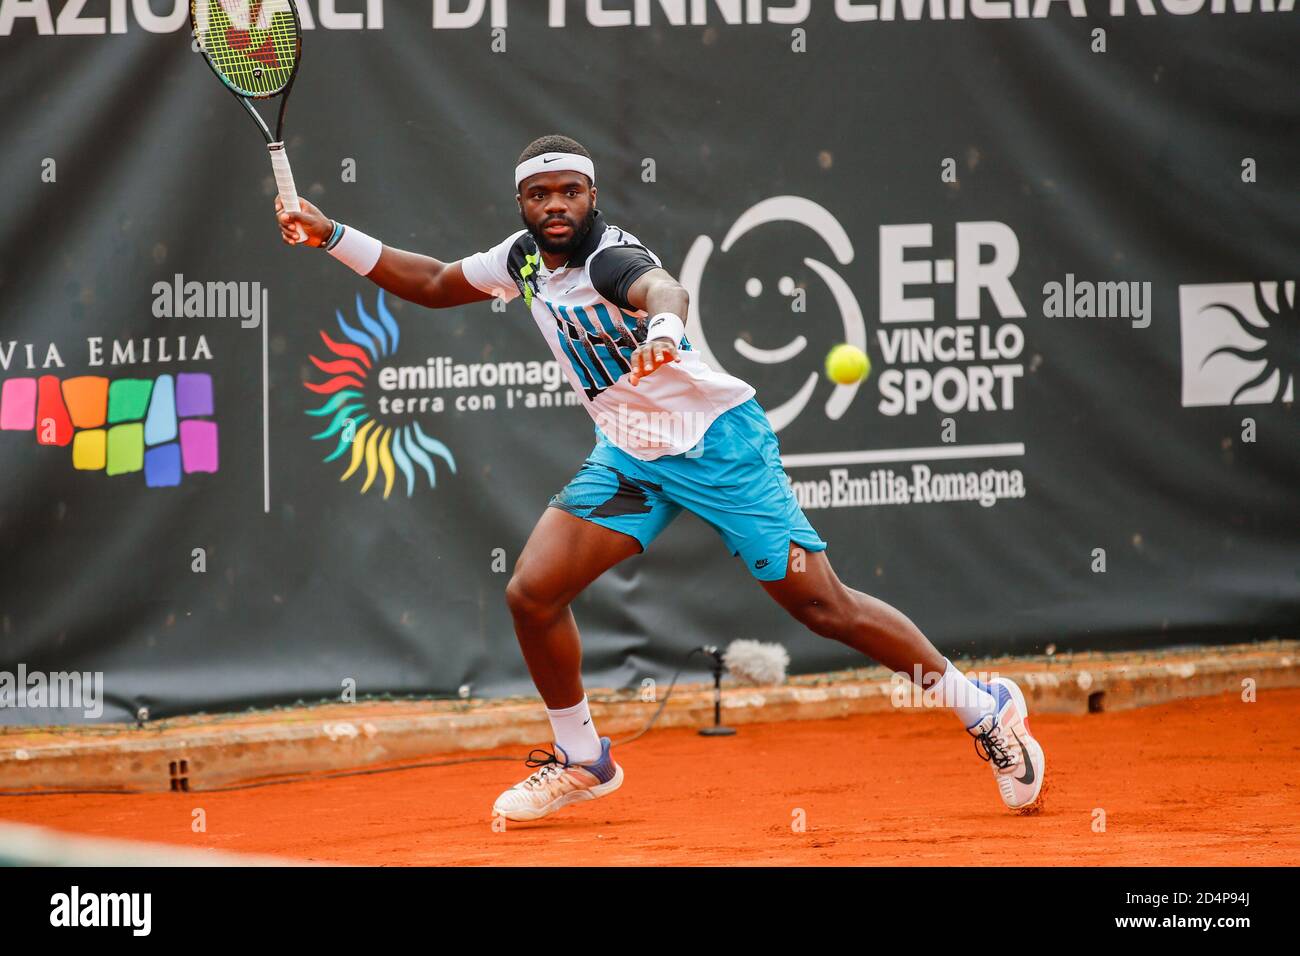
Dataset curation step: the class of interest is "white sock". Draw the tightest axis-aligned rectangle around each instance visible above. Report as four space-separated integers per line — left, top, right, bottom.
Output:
936 659 997 729
546 695 602 764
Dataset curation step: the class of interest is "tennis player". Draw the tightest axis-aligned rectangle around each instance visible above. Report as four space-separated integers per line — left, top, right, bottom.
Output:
275 134 1047 820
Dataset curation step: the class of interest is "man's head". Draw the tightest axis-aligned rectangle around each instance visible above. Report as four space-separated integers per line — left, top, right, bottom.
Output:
515 134 598 257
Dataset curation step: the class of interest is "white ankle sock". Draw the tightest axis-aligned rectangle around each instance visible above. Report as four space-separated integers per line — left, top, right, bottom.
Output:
937 659 997 729
546 695 602 764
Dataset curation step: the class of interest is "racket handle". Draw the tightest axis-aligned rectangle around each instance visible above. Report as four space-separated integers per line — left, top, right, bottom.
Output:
268 142 307 243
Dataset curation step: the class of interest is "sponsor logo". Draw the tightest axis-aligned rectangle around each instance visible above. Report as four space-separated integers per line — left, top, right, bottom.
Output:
303 292 578 501
1179 280 1296 406
2 1 1285 38
208 0 277 32
754 557 770 569
875 221 1026 417
0 370 218 488
1012 729 1035 785
1 327 219 489
682 196 868 433
304 290 456 499
682 198 1027 509
789 465 1024 510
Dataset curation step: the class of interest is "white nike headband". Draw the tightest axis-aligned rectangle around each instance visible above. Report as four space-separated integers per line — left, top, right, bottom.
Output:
515 152 596 190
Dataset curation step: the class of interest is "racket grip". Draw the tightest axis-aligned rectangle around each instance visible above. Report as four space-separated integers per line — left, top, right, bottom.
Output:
268 142 307 243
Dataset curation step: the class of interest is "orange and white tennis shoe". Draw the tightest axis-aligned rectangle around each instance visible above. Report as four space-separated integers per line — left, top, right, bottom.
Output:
492 736 624 822
966 676 1046 814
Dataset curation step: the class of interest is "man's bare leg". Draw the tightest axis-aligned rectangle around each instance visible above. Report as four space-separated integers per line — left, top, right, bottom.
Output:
760 544 948 678
760 542 1047 812
759 543 996 723
492 509 638 821
505 507 641 710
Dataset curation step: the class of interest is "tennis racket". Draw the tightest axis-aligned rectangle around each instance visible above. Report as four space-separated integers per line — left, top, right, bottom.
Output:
190 0 307 242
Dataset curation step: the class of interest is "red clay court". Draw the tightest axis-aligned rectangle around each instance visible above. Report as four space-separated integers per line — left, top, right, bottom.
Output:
3 689 1296 866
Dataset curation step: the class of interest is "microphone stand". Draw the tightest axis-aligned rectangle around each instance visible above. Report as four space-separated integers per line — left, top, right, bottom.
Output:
697 645 736 737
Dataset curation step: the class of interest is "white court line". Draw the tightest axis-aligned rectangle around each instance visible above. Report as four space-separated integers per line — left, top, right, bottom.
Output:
782 442 1026 468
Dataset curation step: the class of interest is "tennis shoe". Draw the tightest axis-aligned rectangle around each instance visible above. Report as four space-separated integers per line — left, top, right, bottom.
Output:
966 677 1046 814
492 736 624 822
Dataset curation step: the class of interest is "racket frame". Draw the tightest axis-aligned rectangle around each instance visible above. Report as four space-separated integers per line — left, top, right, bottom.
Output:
189 0 307 241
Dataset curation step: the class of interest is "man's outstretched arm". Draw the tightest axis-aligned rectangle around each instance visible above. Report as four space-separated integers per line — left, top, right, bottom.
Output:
275 196 493 309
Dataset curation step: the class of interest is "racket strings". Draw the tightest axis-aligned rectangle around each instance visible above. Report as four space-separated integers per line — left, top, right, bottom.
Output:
192 0 299 97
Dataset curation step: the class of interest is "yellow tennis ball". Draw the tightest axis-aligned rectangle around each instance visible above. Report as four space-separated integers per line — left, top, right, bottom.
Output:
825 344 870 385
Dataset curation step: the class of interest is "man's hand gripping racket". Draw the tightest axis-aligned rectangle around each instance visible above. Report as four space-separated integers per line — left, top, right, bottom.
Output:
274 196 331 247
190 0 310 242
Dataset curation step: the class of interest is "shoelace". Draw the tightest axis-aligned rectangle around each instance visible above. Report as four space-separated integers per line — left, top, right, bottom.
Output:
522 748 566 789
972 727 1017 771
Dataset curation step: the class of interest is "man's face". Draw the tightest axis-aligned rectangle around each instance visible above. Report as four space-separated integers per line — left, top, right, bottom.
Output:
517 170 597 256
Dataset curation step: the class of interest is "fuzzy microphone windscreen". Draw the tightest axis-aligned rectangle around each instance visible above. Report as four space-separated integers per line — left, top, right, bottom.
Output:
723 639 790 686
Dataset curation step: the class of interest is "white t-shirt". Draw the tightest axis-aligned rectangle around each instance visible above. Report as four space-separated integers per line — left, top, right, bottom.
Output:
459 211 754 460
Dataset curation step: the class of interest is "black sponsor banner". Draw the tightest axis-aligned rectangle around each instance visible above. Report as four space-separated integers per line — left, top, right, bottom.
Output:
1 4 1296 722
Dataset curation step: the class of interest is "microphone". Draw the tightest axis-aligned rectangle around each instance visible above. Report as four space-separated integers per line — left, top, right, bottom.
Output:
721 639 790 686
692 639 790 737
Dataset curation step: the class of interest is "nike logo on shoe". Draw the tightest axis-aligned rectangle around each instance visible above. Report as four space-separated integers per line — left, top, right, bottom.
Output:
1012 728 1035 785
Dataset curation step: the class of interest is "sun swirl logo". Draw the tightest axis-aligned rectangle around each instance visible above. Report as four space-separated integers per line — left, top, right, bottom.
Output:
304 290 455 499
1179 280 1297 406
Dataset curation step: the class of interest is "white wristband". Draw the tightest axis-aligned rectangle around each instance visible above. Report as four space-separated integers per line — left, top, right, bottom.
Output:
646 312 685 345
327 224 383 276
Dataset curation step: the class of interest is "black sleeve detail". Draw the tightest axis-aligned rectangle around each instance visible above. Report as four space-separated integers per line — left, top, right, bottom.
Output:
589 245 661 311
504 232 534 291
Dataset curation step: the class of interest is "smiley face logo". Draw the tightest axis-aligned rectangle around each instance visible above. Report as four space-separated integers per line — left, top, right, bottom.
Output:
680 196 867 432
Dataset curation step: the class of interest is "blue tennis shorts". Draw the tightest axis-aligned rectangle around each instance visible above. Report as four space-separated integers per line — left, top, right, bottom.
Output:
548 397 828 581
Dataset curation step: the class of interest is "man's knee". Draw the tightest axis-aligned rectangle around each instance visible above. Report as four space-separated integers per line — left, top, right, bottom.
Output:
505 573 564 626
786 589 851 639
